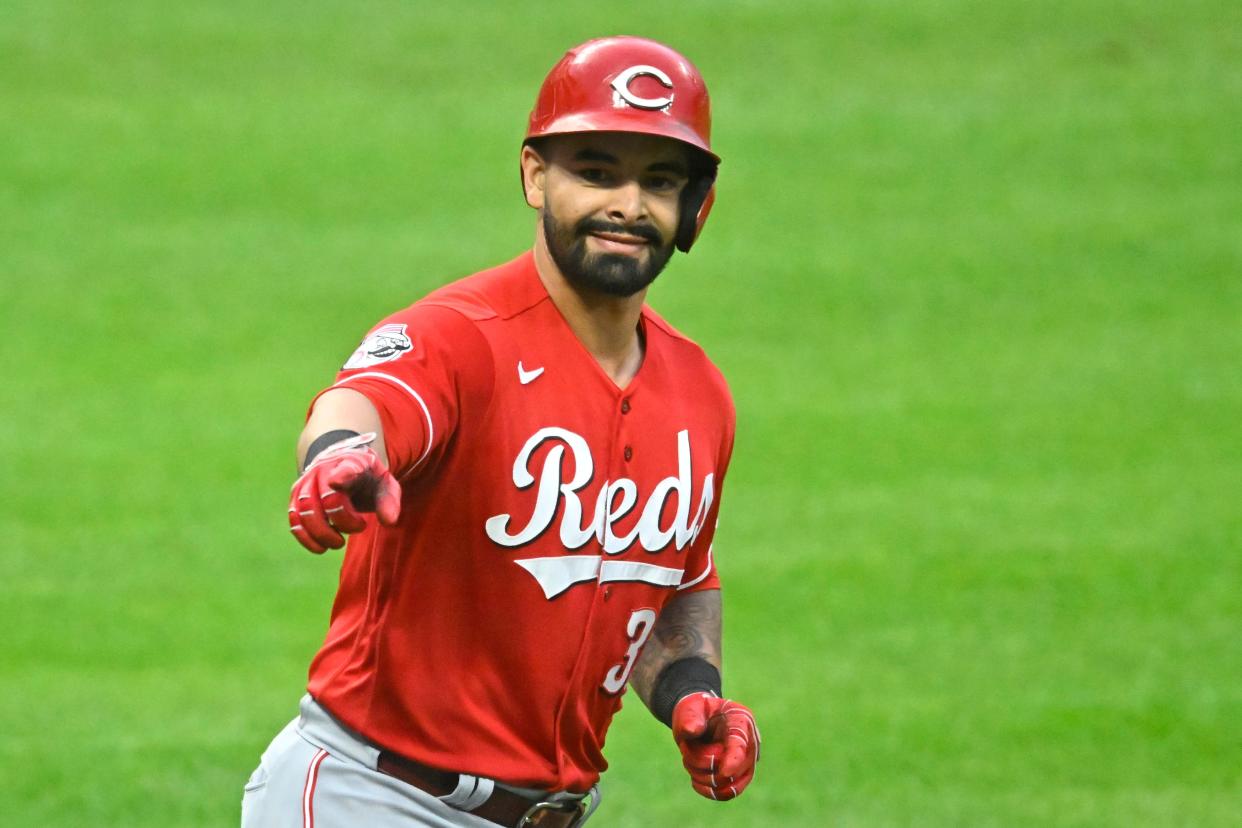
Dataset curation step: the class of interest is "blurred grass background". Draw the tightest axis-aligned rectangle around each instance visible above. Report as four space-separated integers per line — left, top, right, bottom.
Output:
2 1 1240 825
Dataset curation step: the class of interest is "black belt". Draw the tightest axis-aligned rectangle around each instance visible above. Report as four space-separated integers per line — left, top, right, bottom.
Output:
376 751 587 827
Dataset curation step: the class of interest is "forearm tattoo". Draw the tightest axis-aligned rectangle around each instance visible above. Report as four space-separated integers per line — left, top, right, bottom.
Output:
629 589 722 708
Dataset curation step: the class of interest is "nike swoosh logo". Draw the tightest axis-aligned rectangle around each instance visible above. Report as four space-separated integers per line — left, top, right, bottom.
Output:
518 361 545 385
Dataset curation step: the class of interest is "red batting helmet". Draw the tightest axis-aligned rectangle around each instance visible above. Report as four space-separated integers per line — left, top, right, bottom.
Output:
525 36 719 253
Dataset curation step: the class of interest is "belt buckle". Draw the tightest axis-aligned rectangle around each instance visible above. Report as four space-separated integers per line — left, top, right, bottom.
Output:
517 798 587 827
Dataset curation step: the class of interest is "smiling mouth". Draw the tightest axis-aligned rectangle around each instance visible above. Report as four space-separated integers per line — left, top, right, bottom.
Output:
587 231 650 252
591 232 650 244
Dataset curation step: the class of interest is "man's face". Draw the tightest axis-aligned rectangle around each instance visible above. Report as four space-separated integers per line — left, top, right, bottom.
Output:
530 132 690 298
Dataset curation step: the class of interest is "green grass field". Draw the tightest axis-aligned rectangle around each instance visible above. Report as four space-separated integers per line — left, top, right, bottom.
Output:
3 1 1240 825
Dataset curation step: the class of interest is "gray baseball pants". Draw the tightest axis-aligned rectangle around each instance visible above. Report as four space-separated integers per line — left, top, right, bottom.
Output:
241 695 591 827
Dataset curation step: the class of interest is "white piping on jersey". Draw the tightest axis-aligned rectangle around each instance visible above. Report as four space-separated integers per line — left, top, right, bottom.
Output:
333 371 435 471
514 555 685 600
676 542 714 591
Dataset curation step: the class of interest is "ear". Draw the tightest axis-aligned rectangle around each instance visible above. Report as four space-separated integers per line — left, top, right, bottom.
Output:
520 144 547 209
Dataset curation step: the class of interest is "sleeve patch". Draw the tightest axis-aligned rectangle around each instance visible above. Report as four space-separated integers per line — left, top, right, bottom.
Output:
343 323 413 369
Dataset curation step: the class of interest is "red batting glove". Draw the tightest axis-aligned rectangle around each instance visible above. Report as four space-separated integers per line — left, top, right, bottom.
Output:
672 692 761 801
287 433 401 553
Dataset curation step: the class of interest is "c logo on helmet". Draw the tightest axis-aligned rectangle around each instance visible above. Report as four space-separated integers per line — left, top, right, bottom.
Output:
610 65 675 111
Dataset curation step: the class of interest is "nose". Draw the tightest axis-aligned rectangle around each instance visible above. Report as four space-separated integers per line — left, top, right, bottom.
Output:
605 180 647 224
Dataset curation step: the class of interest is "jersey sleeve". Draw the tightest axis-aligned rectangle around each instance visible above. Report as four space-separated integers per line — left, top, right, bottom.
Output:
308 303 494 478
677 401 736 595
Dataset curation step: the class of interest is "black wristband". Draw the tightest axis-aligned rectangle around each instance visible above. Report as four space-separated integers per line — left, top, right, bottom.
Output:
302 429 361 472
651 657 722 727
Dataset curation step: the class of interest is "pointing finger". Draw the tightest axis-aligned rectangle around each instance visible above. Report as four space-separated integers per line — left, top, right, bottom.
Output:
375 475 402 525
672 693 712 742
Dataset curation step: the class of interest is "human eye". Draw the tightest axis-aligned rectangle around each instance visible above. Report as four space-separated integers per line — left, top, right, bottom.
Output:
578 167 611 184
645 174 684 193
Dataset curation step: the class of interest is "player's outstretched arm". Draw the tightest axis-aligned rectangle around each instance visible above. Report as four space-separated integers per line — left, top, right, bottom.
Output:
288 388 401 553
629 589 761 802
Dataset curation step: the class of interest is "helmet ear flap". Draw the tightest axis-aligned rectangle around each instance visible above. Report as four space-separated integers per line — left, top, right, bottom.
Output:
675 170 717 253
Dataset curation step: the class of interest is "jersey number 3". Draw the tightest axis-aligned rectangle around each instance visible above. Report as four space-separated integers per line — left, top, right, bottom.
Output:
602 609 657 694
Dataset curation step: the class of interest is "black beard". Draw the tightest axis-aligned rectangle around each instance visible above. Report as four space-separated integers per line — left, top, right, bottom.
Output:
543 211 674 298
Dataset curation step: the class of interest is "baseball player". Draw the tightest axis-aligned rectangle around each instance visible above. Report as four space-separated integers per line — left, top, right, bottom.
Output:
242 36 760 827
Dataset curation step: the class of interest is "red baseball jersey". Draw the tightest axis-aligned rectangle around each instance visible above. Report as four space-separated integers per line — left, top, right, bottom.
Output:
305 251 735 793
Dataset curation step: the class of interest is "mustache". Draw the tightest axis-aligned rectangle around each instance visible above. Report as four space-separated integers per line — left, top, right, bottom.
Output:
575 219 663 247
